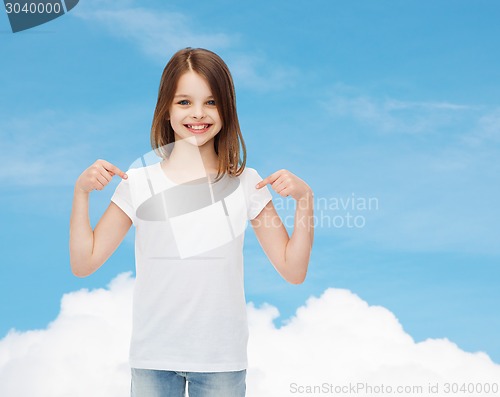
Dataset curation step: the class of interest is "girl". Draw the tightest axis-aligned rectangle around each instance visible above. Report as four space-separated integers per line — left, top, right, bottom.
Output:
69 47 314 397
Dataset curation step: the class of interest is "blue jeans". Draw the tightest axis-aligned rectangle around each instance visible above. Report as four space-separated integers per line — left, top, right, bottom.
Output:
131 368 246 397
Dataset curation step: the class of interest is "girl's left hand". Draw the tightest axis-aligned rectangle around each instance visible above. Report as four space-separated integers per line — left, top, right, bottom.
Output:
256 169 312 201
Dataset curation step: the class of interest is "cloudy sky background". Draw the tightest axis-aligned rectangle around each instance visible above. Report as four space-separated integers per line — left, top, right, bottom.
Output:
1 0 499 395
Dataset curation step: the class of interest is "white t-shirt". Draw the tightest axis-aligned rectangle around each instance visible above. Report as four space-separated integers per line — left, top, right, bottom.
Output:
111 161 272 372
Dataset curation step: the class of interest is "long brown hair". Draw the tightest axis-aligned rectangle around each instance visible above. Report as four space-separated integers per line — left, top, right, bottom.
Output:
151 48 247 181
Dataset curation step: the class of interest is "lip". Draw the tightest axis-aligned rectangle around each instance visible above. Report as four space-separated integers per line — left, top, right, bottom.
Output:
184 123 212 135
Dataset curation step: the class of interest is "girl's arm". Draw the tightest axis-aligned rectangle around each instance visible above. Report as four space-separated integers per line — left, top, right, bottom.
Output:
251 169 314 284
69 159 132 278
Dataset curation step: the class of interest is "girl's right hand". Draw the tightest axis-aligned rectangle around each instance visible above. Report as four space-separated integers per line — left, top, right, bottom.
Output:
75 159 128 193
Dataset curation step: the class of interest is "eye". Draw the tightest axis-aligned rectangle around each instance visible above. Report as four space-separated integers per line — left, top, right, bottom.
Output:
177 99 190 106
206 100 216 106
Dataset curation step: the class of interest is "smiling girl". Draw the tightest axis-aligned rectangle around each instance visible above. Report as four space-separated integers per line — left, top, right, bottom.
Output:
69 47 314 397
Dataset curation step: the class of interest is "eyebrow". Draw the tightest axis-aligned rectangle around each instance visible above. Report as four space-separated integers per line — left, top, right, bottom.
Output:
173 94 214 99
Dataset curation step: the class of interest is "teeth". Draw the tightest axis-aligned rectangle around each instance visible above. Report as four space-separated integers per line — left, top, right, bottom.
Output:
188 124 209 130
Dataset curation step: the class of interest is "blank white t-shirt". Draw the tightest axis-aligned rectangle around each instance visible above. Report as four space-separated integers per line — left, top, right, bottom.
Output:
111 161 272 372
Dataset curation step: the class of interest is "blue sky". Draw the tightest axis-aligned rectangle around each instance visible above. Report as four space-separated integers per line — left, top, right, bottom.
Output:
1 0 499 365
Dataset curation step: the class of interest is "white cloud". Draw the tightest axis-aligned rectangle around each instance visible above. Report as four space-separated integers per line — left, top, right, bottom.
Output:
0 273 133 397
461 106 500 146
72 0 232 62
313 86 500 254
73 5 232 62
323 87 473 136
247 289 500 396
1 273 498 397
72 1 294 91
228 53 298 92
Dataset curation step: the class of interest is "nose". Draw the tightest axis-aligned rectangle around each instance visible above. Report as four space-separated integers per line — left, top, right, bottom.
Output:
192 103 206 119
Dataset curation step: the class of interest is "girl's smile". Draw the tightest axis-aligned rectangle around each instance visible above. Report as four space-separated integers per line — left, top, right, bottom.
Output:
184 123 213 134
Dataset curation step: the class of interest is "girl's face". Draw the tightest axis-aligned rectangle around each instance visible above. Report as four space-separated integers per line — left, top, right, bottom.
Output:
169 70 222 147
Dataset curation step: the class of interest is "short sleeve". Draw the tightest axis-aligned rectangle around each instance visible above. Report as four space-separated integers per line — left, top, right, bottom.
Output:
243 168 273 220
111 170 136 225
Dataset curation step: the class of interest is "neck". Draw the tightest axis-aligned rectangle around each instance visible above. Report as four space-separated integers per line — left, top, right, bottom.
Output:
168 137 219 175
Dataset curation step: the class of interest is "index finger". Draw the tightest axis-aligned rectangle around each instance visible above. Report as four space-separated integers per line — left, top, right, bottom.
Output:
100 160 128 179
256 172 280 189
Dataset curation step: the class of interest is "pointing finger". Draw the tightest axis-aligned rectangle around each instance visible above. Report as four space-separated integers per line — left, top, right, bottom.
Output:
100 160 128 179
256 171 280 189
